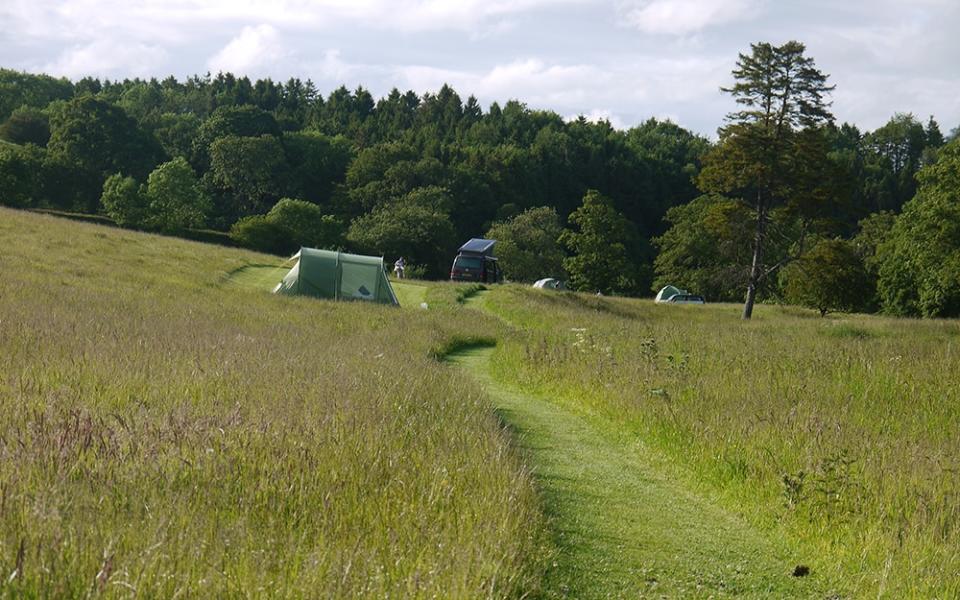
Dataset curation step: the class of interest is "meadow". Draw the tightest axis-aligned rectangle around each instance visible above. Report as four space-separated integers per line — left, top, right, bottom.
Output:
0 208 546 597
483 287 960 597
3 206 959 597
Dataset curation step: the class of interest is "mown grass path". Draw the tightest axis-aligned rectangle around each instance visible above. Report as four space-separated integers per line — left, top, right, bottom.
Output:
449 346 826 598
448 293 829 598
391 280 427 307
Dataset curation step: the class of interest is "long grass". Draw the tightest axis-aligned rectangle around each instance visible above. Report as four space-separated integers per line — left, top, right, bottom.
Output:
484 286 960 598
0 208 547 597
7 205 957 597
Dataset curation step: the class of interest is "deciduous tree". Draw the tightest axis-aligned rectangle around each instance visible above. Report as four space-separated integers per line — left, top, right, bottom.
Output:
0 106 50 146
101 173 148 227
876 138 960 317
208 135 286 219
347 198 456 277
780 239 872 316
144 158 211 232
653 194 755 301
485 206 565 283
46 96 164 210
559 190 647 295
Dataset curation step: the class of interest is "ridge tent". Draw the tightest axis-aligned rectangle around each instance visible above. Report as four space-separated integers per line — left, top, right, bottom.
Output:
273 247 399 306
654 285 687 303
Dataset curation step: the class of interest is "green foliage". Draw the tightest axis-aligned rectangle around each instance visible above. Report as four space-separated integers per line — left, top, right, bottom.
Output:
485 206 565 282
281 131 352 204
46 96 164 180
624 118 710 233
143 157 211 232
345 142 441 212
4 64 951 295
347 197 456 277
876 138 960 317
100 173 148 227
46 96 164 210
37 149 87 210
559 190 647 295
229 215 293 255
780 239 872 316
699 41 835 317
208 135 286 219
0 69 73 122
861 113 927 212
267 198 342 246
851 210 896 310
231 198 346 255
117 82 165 126
191 105 280 169
153 112 201 159
0 106 50 146
653 194 754 301
852 211 896 269
0 145 43 208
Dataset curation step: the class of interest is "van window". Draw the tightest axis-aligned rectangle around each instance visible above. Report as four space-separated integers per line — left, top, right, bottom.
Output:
455 256 482 269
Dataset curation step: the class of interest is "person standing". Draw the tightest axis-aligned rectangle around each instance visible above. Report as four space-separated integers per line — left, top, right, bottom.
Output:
394 256 406 279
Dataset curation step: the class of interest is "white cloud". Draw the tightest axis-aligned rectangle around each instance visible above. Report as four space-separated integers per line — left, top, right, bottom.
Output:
207 24 288 75
3 0 959 134
566 109 627 129
394 54 728 132
396 58 613 110
42 40 168 79
2 0 589 41
315 50 354 82
617 0 763 35
830 73 960 132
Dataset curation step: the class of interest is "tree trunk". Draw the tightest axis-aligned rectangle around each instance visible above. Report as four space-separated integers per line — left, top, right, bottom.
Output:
742 200 766 320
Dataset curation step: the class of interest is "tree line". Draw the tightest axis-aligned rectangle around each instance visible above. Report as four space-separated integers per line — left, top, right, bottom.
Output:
0 45 957 317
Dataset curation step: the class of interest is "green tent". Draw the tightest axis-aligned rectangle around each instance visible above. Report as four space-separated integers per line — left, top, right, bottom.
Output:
273 247 399 306
654 285 687 303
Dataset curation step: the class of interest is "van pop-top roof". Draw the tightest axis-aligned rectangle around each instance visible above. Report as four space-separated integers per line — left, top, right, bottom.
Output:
458 238 496 255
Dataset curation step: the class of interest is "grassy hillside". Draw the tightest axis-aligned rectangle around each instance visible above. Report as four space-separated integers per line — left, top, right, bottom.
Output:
3 206 958 597
484 287 960 597
0 208 547 597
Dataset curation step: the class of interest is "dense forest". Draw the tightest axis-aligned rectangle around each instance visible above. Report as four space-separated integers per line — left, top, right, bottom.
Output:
1 41 958 317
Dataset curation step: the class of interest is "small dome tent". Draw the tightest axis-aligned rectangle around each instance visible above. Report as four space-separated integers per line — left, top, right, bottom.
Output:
655 285 687 303
273 248 399 306
533 278 565 290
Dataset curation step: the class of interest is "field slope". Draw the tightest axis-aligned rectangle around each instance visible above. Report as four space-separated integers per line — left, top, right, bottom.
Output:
0 208 546 597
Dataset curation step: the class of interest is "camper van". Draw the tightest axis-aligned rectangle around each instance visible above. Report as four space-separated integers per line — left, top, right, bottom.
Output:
450 238 501 283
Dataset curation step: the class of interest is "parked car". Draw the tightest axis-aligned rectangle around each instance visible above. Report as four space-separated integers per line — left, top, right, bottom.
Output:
655 285 705 304
450 238 501 283
665 294 705 304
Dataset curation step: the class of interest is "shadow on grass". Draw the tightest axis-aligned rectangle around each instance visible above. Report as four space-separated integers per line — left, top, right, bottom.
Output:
822 322 882 340
432 336 497 362
522 288 649 321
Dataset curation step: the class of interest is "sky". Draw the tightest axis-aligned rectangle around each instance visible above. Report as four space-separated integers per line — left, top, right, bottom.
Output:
2 0 958 136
